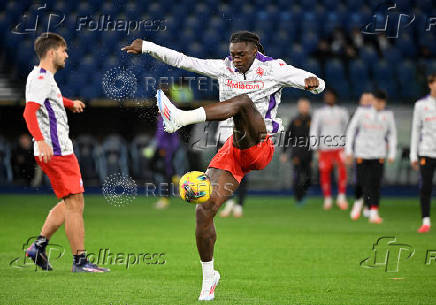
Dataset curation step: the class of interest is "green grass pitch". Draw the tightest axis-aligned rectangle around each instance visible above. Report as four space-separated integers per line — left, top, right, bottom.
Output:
1 194 435 305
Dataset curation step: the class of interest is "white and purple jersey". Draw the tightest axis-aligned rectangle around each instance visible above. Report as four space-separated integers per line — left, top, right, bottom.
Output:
25 66 73 156
141 41 325 141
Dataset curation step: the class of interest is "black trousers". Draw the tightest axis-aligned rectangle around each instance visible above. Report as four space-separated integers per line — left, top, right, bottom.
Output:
354 163 367 207
419 156 436 218
292 155 312 201
356 159 385 208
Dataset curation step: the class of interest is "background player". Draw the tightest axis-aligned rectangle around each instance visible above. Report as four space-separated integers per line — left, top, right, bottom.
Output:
346 90 397 223
410 73 436 233
122 31 325 301
310 88 349 210
349 92 374 218
280 98 313 204
23 33 108 272
153 116 180 209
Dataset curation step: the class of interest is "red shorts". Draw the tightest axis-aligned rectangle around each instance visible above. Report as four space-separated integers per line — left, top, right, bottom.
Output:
318 149 346 170
208 135 275 183
35 154 84 199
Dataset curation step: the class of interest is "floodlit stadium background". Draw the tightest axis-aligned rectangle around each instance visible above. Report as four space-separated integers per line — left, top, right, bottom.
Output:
0 0 435 192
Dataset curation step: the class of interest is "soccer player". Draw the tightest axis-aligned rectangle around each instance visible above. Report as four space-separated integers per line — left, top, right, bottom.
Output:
280 98 313 204
410 73 436 233
349 92 375 219
23 33 108 272
123 31 325 300
309 88 349 210
346 90 397 223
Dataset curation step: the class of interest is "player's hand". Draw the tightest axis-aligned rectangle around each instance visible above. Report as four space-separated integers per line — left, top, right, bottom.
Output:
345 155 353 166
121 39 143 54
280 154 288 163
304 77 319 90
71 100 85 113
387 157 394 164
411 161 419 171
36 140 53 164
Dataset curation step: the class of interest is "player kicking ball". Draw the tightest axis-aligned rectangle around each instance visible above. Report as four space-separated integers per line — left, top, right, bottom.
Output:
123 31 325 300
23 33 108 272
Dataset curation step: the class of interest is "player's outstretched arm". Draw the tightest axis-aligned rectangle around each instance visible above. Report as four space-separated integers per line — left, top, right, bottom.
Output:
122 39 225 79
273 64 325 94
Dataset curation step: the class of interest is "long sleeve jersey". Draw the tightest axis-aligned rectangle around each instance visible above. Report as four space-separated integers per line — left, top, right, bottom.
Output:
141 41 325 141
410 94 436 162
309 104 349 151
346 106 397 160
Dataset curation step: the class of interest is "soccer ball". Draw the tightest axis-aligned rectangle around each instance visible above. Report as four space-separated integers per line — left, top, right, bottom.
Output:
179 171 211 204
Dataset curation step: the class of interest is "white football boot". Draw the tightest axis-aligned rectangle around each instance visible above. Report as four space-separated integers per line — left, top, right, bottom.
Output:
219 199 234 218
350 198 363 220
156 89 182 133
198 270 220 301
336 193 348 210
233 204 243 218
362 207 370 218
323 196 333 210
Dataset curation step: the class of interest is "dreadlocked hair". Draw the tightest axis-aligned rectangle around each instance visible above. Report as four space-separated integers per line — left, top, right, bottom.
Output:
230 31 265 54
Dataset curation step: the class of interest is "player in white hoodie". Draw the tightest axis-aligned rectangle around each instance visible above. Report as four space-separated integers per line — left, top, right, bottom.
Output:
346 90 397 223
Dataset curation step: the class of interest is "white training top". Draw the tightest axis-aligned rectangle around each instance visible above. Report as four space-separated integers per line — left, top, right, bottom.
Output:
410 94 436 162
141 41 325 141
25 66 73 156
346 106 397 159
309 104 349 151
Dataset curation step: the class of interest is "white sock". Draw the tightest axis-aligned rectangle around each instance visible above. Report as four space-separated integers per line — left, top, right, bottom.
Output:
179 107 206 126
201 259 214 279
423 217 431 226
370 208 379 218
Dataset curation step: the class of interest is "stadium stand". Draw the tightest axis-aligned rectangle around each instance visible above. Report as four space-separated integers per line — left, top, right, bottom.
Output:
0 0 434 101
